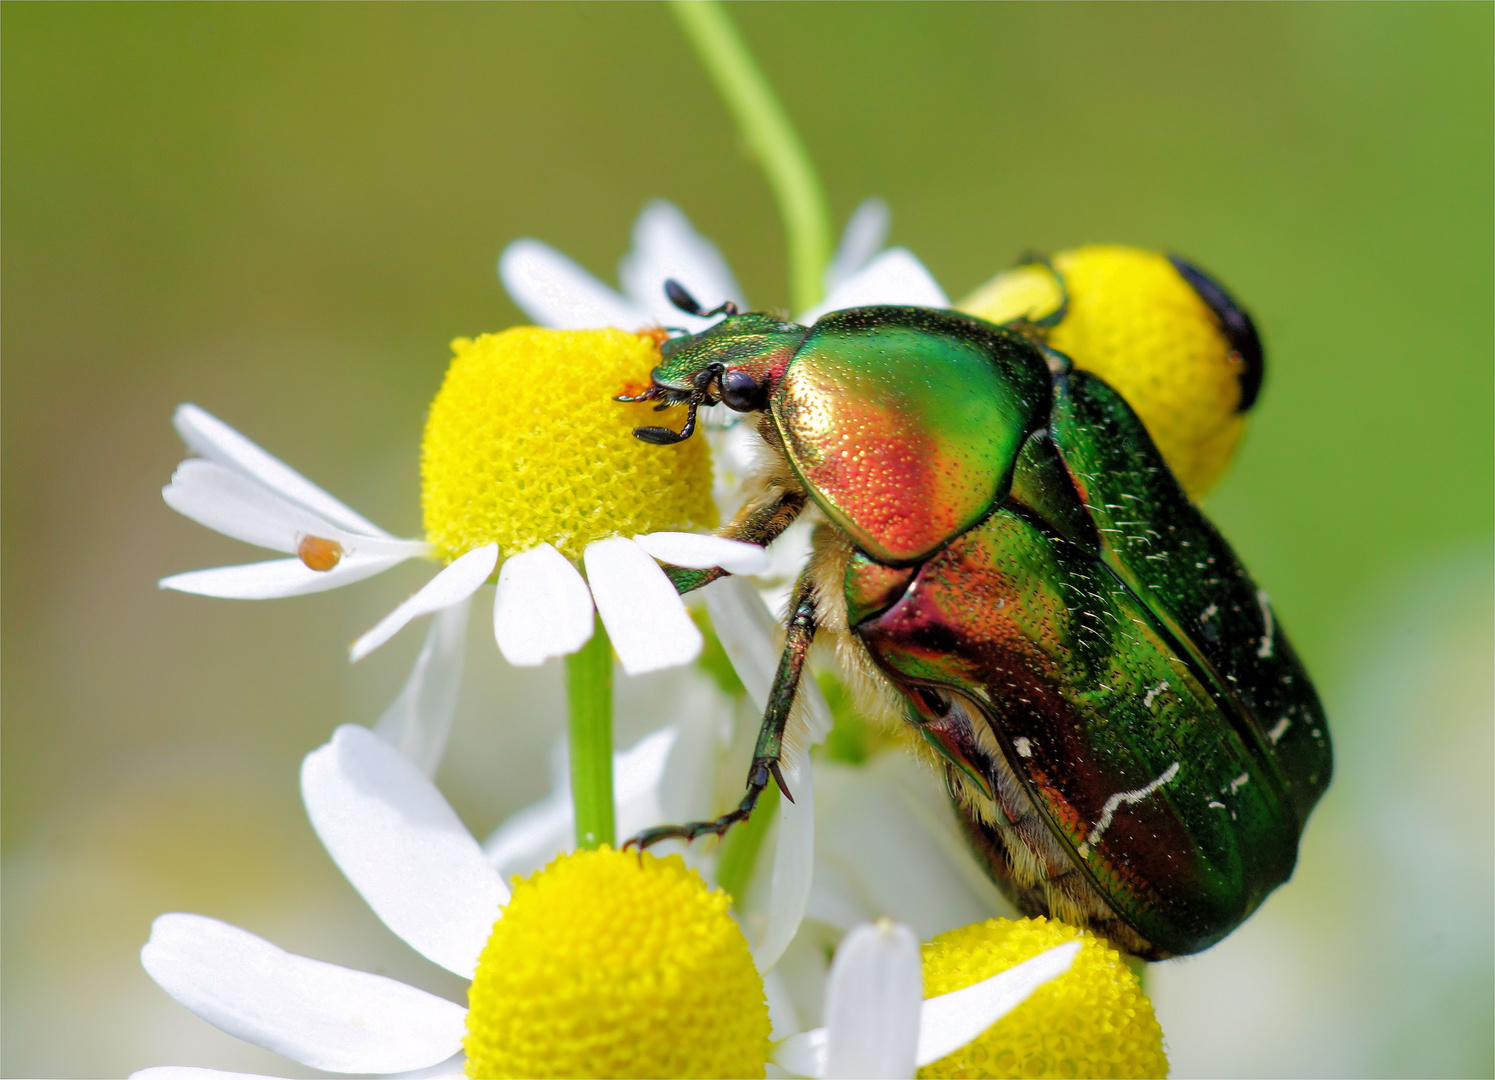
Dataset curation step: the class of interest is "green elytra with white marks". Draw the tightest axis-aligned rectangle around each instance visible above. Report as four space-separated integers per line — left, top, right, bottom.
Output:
626 293 1330 959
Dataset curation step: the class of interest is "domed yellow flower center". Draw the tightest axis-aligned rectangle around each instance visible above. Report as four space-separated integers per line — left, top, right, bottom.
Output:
465 847 770 1079
422 328 717 562
961 245 1246 499
918 917 1167 1080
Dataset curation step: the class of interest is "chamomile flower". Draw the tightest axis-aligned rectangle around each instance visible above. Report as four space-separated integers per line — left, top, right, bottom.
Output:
499 198 950 526
161 328 768 772
771 917 1167 1080
136 724 765 1079
133 726 1075 1080
499 197 949 340
484 602 833 974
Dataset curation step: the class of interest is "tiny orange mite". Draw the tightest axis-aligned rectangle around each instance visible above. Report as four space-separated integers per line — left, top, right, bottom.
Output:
297 535 344 572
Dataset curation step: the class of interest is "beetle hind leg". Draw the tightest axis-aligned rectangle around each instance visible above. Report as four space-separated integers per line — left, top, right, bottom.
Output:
624 571 817 853
626 757 789 850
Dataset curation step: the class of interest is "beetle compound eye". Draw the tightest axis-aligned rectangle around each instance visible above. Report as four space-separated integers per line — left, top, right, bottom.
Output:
720 370 765 412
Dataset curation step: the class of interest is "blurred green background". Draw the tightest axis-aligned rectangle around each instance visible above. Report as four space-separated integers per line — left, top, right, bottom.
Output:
3 3 1490 1077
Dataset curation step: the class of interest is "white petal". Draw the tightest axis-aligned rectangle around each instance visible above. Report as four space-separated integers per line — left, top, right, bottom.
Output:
823 921 924 1079
375 597 471 777
773 1027 828 1079
131 1050 471 1079
652 670 738 825
916 941 1080 1066
633 531 770 575
615 724 677 799
159 554 407 600
752 750 815 973
584 536 701 676
764 966 804 1042
499 239 646 330
163 459 428 560
618 199 746 331
164 459 326 553
492 673 730 876
484 727 679 879
140 913 466 1074
702 576 833 743
351 544 497 662
613 725 679 842
302 725 509 978
824 198 891 293
173 405 389 537
155 1069 463 1080
131 1070 295 1080
809 753 1012 941
482 788 571 882
492 543 595 666
799 248 950 324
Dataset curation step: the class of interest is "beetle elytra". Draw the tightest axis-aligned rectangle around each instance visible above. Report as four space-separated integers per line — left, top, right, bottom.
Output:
621 277 1330 959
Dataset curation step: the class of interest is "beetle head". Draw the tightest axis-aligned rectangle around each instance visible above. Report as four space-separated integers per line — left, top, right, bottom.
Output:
617 279 809 445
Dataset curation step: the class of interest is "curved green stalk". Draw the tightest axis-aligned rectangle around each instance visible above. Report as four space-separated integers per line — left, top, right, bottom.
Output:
565 614 615 849
670 0 833 314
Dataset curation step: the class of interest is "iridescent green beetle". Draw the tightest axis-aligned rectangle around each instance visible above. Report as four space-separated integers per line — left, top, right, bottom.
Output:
621 279 1330 959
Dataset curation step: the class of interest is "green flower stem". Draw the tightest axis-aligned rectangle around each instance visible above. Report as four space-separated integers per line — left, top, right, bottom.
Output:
670 0 833 314
714 782 780 907
565 613 615 850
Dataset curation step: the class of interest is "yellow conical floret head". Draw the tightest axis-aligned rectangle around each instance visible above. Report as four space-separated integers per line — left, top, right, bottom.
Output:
465 847 769 1079
961 246 1258 499
918 916 1168 1080
422 328 716 562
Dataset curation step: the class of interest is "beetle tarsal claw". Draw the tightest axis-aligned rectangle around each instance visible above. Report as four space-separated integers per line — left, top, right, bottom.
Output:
768 761 795 803
623 806 755 851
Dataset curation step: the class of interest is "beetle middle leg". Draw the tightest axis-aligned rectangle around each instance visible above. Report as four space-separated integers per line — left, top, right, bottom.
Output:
662 484 808 595
626 571 818 850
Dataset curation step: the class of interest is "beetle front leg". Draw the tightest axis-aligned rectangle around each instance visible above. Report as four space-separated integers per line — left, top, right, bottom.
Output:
626 572 818 850
662 486 808 595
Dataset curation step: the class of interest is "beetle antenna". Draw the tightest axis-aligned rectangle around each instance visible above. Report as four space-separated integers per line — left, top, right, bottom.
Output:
614 385 661 403
665 278 739 320
664 279 705 316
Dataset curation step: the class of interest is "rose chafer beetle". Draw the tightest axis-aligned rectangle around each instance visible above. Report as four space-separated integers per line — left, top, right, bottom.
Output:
620 274 1330 959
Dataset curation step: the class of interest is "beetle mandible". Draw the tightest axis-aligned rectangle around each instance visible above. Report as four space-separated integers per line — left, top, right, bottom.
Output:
618 270 1330 960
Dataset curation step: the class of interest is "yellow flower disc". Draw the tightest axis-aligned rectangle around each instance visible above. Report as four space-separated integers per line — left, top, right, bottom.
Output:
465 847 769 1079
422 328 716 562
917 917 1167 1080
960 246 1248 499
